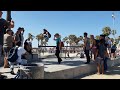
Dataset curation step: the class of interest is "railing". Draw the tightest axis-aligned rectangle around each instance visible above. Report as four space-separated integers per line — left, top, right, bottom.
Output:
32 46 84 58
32 46 120 59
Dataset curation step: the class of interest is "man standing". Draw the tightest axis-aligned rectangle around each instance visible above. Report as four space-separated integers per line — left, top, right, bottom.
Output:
3 29 13 68
83 32 90 64
0 11 14 78
54 33 62 64
0 11 8 61
0 11 14 60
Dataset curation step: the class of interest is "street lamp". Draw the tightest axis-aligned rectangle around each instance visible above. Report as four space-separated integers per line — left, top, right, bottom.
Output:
112 12 116 40
6 11 11 29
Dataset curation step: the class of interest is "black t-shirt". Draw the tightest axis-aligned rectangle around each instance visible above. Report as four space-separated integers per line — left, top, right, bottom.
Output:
0 18 9 45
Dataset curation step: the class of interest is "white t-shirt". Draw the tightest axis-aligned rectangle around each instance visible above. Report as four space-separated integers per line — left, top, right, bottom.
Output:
107 40 112 48
17 47 26 63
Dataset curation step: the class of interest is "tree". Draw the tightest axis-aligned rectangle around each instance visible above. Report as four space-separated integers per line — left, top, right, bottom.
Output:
63 36 69 46
95 35 100 40
28 33 35 41
102 26 111 36
68 34 77 46
111 30 117 39
36 34 41 47
75 36 83 45
118 36 120 41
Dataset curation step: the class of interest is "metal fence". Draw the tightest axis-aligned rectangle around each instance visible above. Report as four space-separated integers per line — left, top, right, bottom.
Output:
32 46 84 58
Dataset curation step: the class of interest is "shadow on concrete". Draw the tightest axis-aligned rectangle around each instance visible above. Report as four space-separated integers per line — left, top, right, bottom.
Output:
104 65 120 75
43 60 86 66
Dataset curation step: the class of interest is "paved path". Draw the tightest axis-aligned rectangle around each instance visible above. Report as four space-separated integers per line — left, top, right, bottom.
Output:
42 57 94 72
0 57 91 79
0 67 19 79
81 65 120 79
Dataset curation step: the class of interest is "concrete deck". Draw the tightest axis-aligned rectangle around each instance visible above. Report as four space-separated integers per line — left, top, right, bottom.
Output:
1 53 120 79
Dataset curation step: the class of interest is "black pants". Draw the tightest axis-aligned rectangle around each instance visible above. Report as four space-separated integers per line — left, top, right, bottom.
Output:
84 49 90 63
104 57 108 71
55 47 62 62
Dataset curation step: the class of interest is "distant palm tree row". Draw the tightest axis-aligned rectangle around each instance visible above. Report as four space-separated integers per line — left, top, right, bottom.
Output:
102 26 120 44
27 26 120 47
28 33 48 46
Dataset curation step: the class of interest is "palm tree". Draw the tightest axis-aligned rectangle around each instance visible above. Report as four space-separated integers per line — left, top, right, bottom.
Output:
28 33 35 41
36 34 41 47
68 34 77 46
75 36 83 45
39 33 44 46
111 30 117 39
95 35 100 40
102 26 111 36
118 36 120 41
63 36 69 46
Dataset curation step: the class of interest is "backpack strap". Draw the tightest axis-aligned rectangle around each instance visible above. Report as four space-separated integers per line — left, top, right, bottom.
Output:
9 47 18 59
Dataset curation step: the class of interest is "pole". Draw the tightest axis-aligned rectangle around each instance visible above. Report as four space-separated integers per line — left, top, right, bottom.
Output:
112 12 116 40
6 11 11 29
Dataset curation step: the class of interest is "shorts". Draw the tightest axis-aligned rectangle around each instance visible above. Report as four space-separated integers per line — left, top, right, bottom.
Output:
111 49 116 53
3 47 11 57
95 57 104 65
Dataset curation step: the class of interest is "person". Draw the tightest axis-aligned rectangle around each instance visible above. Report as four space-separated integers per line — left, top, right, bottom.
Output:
83 32 90 64
24 38 33 59
19 27 25 46
105 36 112 58
99 34 109 71
0 11 10 61
96 39 106 74
54 33 62 64
0 11 14 78
90 35 97 60
43 29 51 42
3 29 13 68
14 27 24 46
9 41 28 75
111 42 117 66
11 31 15 47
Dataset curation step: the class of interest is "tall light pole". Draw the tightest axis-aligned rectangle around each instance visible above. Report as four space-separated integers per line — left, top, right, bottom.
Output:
6 11 11 29
112 12 116 40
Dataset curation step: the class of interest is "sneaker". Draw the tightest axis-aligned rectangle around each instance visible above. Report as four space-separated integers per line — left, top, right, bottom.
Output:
84 62 90 64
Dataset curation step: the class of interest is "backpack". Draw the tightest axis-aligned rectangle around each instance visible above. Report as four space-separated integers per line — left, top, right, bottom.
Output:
8 47 18 62
48 32 51 38
111 44 117 50
60 41 64 47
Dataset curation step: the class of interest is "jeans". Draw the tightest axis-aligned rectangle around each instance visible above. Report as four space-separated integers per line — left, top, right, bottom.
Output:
104 57 108 71
55 47 62 63
84 49 90 63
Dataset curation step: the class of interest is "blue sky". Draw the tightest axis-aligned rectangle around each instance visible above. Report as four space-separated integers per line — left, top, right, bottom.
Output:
2 11 120 47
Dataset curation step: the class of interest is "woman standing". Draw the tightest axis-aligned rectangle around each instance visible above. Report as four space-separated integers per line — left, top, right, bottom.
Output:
90 35 97 60
54 33 62 64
